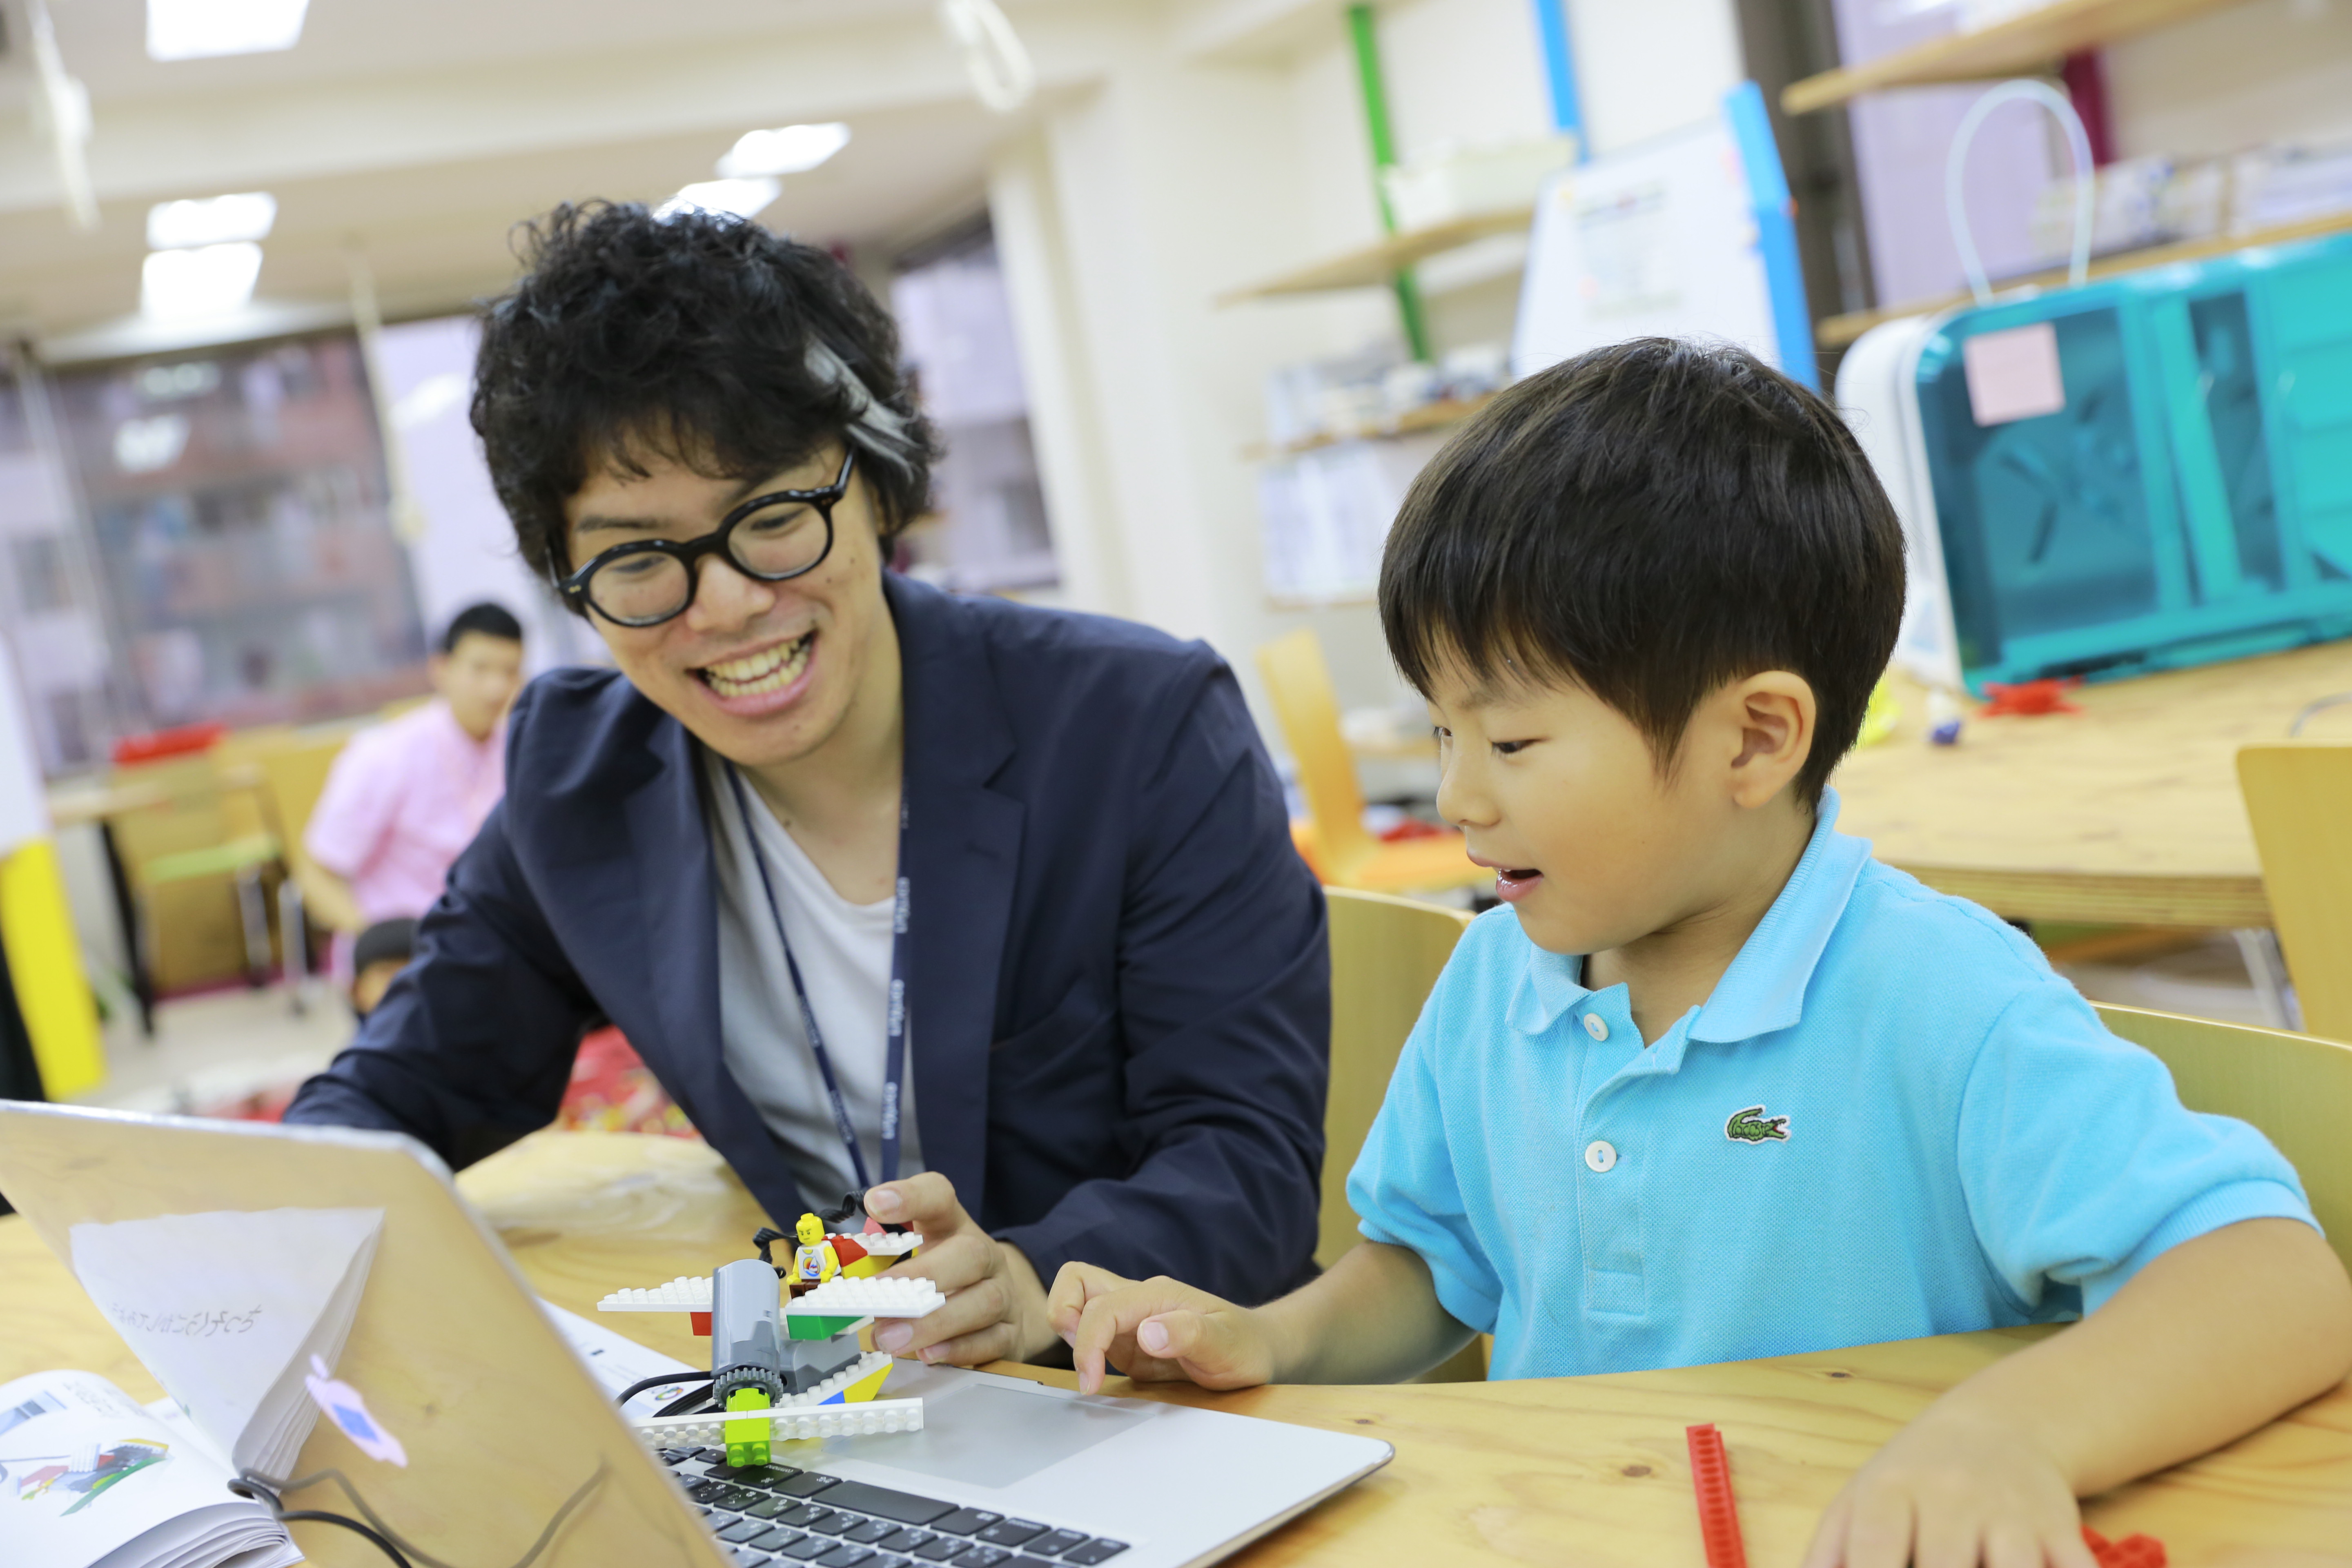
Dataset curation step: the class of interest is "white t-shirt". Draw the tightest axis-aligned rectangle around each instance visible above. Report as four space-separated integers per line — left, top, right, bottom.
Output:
706 754 924 1206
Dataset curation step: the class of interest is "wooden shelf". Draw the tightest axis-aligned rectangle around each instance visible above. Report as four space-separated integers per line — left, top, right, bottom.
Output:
1245 392 1498 462
1783 0 2253 114
1217 210 1534 303
1815 207 2352 347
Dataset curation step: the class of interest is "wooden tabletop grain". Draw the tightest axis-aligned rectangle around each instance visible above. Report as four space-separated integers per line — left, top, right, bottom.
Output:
5 1130 2348 1566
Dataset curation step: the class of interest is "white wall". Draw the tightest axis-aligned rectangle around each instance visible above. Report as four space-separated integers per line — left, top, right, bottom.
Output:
2105 0 2352 159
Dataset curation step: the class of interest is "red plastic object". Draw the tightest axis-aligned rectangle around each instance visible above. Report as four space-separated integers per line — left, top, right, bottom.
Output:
1685 1424 1747 1568
111 722 227 765
690 1312 712 1336
1378 817 1445 843
2083 1527 2166 1567
1980 677 2084 717
831 1235 870 1269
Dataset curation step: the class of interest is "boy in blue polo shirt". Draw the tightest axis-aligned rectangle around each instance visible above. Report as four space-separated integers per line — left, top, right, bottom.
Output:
1049 340 2352 1566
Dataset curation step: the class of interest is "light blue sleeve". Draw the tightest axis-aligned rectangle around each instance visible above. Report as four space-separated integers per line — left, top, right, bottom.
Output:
1343 954 1503 1336
1957 978 2317 1317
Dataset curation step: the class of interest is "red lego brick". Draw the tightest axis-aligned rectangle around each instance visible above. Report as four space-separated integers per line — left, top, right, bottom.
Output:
2083 1526 2166 1567
690 1311 712 1336
1684 1424 1747 1568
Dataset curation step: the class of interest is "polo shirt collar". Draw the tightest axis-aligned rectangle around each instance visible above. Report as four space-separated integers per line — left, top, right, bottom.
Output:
1688 789 1871 1043
1506 789 1871 1043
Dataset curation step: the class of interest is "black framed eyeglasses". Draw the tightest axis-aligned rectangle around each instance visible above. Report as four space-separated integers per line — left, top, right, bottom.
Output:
560 450 856 627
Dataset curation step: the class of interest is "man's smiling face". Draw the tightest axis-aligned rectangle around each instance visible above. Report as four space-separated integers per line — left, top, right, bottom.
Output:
562 441 894 773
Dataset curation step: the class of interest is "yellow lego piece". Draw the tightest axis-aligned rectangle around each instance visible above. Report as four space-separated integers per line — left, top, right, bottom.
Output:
841 1361 893 1405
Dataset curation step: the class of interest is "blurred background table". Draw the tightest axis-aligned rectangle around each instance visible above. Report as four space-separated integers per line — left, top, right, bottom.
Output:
1836 644 2352 930
4 1131 2349 1566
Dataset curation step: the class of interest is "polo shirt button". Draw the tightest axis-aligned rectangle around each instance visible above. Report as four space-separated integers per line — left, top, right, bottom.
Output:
1582 1013 1609 1042
1584 1139 1617 1173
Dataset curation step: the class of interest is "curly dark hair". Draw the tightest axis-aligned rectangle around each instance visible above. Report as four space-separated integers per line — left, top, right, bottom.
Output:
470 201 939 596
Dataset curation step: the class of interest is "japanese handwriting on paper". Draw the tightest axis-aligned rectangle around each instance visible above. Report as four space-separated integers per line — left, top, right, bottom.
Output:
101 1303 264 1338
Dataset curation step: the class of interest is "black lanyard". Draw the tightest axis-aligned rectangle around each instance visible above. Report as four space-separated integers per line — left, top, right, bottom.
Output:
724 764 909 1188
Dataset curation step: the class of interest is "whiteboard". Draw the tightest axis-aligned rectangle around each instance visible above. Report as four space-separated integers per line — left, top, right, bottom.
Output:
1512 111 1785 380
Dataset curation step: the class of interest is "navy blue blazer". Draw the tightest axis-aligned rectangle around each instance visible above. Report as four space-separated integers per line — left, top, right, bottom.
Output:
286 574 1330 1303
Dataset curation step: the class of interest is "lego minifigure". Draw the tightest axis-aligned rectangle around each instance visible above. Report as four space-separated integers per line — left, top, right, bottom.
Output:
789 1211 840 1298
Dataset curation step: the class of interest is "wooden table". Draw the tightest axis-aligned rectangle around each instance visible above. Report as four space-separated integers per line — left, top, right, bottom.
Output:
1834 645 2352 930
6 1131 2350 1566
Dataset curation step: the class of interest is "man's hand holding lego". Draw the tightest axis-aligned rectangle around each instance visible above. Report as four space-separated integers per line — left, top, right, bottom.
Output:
862 1173 1056 1368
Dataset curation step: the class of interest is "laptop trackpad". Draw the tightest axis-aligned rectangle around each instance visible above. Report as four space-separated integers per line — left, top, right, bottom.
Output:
828 1375 1160 1489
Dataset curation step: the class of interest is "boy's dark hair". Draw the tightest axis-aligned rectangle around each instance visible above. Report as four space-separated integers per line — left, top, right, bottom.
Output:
470 202 939 597
351 918 418 976
1379 338 1904 802
439 601 523 654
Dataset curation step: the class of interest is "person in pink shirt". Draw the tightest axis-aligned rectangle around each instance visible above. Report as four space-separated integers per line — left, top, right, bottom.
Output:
302 603 525 975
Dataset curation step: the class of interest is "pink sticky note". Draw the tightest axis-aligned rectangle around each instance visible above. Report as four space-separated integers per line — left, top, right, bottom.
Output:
1962 323 2067 427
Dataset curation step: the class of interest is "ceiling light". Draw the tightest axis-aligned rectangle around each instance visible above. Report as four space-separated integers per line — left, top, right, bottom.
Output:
717 123 851 179
656 178 781 222
147 0 310 62
141 242 264 319
147 192 277 250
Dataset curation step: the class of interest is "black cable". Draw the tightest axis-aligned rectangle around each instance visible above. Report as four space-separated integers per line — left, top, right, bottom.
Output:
235 1460 607 1568
615 1371 710 1408
655 1385 720 1419
230 1476 414 1568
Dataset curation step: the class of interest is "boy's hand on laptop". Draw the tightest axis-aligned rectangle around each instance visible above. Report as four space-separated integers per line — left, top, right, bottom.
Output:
1047 1264 1277 1395
1800 1409 2097 1568
862 1174 1057 1368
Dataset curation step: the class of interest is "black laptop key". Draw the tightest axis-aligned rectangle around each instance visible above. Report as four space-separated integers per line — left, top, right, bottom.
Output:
1059 1544 1128 1566
782 1538 837 1562
659 1448 699 1466
751 1528 806 1552
929 1510 1001 1538
911 1539 964 1563
690 1480 735 1505
777 1472 842 1498
1023 1532 1090 1559
816 1549 877 1568
726 1552 772 1568
720 1519 774 1544
806 1512 854 1536
722 1486 771 1511
974 1521 1045 1548
876 1531 933 1554
949 1549 1011 1568
746 1496 794 1521
814 1480 960 1526
844 1519 903 1545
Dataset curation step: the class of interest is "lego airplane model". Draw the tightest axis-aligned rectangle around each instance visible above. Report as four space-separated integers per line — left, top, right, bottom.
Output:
599 1209 942 1465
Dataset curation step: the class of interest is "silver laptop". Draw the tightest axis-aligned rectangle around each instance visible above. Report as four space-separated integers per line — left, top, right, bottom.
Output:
0 1102 1390 1568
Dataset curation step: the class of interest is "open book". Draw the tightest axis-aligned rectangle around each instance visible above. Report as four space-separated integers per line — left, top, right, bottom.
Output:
0 1369 301 1568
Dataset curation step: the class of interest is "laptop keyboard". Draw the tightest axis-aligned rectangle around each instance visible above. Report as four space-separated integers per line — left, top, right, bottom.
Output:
662 1448 1130 1568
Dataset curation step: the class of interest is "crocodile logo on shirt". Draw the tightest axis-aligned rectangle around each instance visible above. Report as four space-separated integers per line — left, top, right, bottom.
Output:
1724 1105 1791 1143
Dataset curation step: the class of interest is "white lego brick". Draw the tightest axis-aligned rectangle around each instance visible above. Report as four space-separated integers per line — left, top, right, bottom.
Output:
630 1396 924 1446
597 1276 714 1313
836 1231 922 1258
786 1276 946 1320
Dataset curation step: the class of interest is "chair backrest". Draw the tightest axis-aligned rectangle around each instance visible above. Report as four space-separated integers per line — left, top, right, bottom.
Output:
2095 1002 2352 1277
107 757 232 880
1256 630 1375 880
252 734 351 879
1322 888 1474 1269
2237 743 2352 1042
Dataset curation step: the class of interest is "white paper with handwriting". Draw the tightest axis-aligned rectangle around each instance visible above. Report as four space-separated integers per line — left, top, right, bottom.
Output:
69 1206 383 1479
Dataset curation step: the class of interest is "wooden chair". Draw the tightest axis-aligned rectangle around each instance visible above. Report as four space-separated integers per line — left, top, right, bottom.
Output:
2096 1003 2352 1277
249 731 353 1003
2237 743 2352 1042
108 755 282 992
1324 887 1486 1380
1256 629 1489 896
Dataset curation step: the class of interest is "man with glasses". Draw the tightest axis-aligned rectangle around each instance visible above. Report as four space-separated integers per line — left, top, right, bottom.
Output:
285 203 1330 1370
